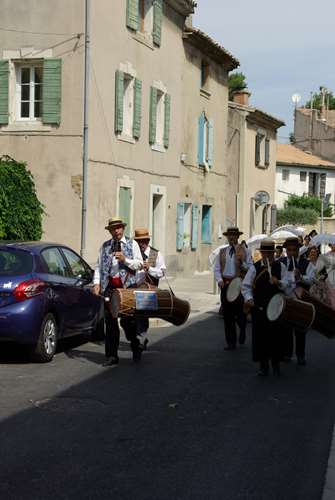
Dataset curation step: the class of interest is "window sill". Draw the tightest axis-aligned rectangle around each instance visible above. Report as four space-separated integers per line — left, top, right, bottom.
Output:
151 143 166 153
117 133 136 144
200 88 211 99
1 122 52 132
132 32 154 50
256 163 269 170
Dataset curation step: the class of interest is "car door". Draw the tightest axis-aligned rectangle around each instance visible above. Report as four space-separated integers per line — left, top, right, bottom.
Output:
40 247 82 336
60 247 101 330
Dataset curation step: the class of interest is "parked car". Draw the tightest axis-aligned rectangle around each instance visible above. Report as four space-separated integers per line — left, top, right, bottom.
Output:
0 242 104 362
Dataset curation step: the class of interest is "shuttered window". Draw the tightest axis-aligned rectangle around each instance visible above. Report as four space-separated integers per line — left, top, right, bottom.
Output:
163 93 171 148
115 70 124 134
176 202 184 251
0 60 9 125
153 0 163 46
201 205 212 244
126 0 140 31
265 138 270 166
255 134 261 166
191 204 199 250
42 59 62 125
320 173 327 198
198 113 214 167
149 86 157 145
133 78 142 139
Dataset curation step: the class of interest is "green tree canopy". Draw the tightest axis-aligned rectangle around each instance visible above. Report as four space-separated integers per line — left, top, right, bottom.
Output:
0 156 44 240
286 194 333 218
305 88 335 110
228 72 248 100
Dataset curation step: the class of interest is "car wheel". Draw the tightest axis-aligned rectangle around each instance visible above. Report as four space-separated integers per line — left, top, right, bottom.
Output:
91 316 105 341
32 313 58 362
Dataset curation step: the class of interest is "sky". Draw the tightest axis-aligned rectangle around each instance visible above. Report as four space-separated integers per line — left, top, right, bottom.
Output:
194 0 335 142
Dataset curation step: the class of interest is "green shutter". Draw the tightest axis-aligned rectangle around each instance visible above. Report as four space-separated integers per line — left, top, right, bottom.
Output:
198 113 205 166
149 86 157 145
163 93 171 149
207 120 214 167
176 202 184 251
115 70 124 134
191 204 199 250
133 78 142 139
42 59 62 125
0 60 9 125
126 0 139 31
153 0 163 46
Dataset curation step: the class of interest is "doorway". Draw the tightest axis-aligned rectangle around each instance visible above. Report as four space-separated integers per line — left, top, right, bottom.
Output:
150 185 166 252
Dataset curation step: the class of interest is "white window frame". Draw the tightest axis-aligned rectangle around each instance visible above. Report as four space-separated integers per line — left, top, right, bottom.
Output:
152 79 167 153
15 63 43 122
118 61 137 144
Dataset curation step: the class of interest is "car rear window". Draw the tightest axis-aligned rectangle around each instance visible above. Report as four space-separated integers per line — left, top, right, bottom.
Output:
0 249 33 276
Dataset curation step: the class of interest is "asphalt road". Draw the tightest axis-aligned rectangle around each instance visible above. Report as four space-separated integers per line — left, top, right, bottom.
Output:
0 312 335 500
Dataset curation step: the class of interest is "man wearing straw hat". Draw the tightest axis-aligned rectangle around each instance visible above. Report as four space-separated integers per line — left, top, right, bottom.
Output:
214 226 252 350
134 228 166 348
242 239 287 376
93 217 143 365
281 237 309 365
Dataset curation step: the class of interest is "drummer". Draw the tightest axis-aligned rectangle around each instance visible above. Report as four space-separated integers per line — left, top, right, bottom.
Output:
92 217 143 366
242 239 288 376
134 228 166 349
280 237 309 365
214 227 252 350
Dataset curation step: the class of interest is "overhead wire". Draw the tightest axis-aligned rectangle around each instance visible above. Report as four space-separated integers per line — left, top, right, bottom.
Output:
0 26 83 36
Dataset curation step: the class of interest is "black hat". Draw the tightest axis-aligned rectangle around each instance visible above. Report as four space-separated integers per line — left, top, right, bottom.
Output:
283 237 300 248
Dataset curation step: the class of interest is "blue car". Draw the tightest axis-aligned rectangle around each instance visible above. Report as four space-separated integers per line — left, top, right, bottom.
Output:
0 242 104 362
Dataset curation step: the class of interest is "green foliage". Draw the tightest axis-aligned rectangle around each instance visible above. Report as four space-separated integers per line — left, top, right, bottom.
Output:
228 72 247 100
277 207 319 226
286 194 333 217
305 89 335 110
0 156 44 240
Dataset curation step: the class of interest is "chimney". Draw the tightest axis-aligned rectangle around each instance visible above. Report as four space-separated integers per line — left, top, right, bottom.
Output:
233 90 251 106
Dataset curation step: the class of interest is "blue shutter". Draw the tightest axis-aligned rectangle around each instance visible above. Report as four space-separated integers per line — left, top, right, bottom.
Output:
208 119 214 167
126 0 139 31
198 113 205 166
0 60 9 125
191 204 199 250
153 0 163 47
201 206 212 243
176 202 184 251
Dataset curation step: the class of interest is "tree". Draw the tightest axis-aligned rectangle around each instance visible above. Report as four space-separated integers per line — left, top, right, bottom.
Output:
277 207 318 226
286 194 333 218
305 87 335 110
228 72 248 100
0 156 44 240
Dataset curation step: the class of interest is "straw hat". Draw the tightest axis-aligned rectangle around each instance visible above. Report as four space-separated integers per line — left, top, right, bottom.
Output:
105 216 127 230
258 239 275 252
134 228 151 240
223 226 243 237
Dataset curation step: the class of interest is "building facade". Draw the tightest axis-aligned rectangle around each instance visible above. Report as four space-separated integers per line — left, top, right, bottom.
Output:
0 0 238 274
226 93 284 238
276 144 335 210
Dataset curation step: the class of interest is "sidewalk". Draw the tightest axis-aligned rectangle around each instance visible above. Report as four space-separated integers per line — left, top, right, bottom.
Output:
150 271 220 327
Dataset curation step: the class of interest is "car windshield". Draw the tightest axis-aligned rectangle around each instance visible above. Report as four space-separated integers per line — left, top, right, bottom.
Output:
0 249 33 276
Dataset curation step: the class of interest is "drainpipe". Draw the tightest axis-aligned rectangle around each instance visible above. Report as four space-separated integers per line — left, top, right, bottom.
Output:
80 0 91 257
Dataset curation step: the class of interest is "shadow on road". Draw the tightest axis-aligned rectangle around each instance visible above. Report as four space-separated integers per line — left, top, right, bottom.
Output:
0 313 334 500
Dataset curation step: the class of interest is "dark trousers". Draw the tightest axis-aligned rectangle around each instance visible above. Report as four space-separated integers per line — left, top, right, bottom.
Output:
283 328 306 359
105 306 139 358
251 308 282 365
221 285 246 347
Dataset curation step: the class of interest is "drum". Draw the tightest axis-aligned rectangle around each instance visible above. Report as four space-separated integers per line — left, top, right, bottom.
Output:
226 277 242 303
298 289 335 339
267 293 315 331
108 288 190 326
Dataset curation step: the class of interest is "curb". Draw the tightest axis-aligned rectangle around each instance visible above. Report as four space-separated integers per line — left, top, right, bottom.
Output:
322 424 335 500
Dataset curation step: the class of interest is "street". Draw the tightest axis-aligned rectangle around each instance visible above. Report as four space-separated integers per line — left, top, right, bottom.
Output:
0 313 334 500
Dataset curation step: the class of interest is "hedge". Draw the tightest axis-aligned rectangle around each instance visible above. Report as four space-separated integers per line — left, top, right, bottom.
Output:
277 207 319 226
0 156 44 240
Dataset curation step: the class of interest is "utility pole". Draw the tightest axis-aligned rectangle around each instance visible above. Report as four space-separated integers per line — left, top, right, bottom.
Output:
309 91 314 152
80 0 90 257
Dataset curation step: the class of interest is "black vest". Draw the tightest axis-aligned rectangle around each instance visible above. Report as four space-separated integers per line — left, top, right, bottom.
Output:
253 260 282 308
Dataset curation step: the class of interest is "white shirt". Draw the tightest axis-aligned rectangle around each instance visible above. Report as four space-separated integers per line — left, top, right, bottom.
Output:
214 245 252 282
301 261 317 287
93 236 143 285
136 246 166 285
241 261 288 302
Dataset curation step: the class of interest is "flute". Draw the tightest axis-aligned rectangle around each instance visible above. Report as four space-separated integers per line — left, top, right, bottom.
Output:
266 258 273 284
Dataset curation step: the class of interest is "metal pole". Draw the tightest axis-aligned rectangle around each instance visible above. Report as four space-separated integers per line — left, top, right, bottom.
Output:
80 0 90 257
320 197 324 234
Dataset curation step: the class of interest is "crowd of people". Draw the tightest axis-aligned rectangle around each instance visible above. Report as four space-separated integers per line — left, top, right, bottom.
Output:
214 226 335 377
